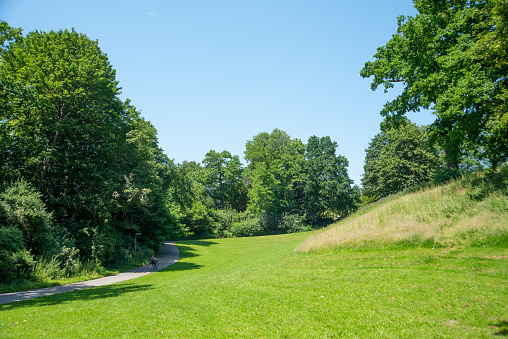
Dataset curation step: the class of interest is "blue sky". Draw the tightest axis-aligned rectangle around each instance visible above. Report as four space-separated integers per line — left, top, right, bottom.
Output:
1 0 435 186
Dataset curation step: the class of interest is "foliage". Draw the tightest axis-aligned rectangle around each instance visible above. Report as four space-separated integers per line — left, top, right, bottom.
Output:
0 180 53 255
244 129 305 214
200 150 248 211
179 201 216 238
229 214 264 237
433 167 461 185
362 121 441 199
302 136 358 222
0 180 54 283
361 0 508 169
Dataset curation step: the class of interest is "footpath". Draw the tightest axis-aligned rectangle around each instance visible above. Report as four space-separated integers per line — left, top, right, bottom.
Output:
0 242 179 306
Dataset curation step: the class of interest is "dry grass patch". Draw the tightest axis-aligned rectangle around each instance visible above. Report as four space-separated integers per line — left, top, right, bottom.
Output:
297 169 508 252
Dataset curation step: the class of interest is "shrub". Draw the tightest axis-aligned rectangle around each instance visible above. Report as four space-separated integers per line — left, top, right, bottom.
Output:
32 257 61 281
55 246 80 272
230 217 263 237
0 180 54 255
2 250 36 282
278 213 308 233
258 212 282 233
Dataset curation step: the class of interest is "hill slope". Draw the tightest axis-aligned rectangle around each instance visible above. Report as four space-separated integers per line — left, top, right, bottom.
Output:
298 167 508 252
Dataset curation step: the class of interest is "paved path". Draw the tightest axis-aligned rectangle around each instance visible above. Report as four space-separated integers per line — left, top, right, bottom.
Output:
0 242 179 305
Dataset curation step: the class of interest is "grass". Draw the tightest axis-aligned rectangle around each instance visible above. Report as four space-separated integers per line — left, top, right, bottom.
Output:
0 233 507 338
297 168 508 252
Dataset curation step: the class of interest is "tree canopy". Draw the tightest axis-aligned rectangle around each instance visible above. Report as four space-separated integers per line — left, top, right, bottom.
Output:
362 122 441 199
302 136 357 222
0 23 179 268
361 0 508 169
244 129 305 214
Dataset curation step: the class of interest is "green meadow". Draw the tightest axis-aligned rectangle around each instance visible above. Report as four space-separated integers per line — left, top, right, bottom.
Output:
0 233 507 338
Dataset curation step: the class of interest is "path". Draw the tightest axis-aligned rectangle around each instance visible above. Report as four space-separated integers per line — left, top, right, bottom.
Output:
0 242 179 305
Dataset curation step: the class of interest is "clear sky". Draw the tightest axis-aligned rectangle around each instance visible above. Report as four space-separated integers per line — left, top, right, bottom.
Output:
1 0 435 186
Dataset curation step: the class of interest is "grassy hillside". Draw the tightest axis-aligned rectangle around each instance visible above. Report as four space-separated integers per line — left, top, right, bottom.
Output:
298 167 508 252
0 168 507 338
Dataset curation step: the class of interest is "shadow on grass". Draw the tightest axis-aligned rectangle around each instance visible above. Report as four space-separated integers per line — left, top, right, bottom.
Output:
177 239 218 247
173 240 217 260
173 244 200 259
0 282 153 311
492 319 508 336
163 261 203 272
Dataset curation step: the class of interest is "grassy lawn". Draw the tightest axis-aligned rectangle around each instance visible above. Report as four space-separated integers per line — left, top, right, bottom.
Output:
1 232 507 338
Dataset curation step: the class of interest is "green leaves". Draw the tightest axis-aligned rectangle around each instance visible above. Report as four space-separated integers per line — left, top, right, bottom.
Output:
361 0 507 168
302 136 358 222
0 25 181 264
201 150 247 211
244 130 358 222
245 129 305 214
362 122 440 199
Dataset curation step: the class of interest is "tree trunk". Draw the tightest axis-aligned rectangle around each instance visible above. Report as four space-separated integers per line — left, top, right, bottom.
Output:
444 149 458 170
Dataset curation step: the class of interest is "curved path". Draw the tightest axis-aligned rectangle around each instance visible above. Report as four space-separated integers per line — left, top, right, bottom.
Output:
0 242 179 305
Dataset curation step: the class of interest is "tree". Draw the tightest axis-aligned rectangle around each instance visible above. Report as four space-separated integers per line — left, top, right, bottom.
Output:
361 0 508 169
244 129 305 214
106 103 179 253
201 150 247 211
302 136 358 222
0 27 125 212
0 26 176 264
174 161 217 237
0 20 22 49
362 122 440 199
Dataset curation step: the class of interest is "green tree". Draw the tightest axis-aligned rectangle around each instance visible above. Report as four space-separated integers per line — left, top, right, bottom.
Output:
0 26 176 264
106 104 178 253
361 0 508 169
0 20 22 49
302 136 358 222
201 150 247 211
244 129 305 214
0 28 125 212
175 161 217 237
362 122 440 199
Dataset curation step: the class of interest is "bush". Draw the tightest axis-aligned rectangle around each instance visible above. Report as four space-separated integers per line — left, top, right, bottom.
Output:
258 212 282 233
0 180 54 255
55 246 80 272
0 249 36 283
278 213 308 233
180 202 217 237
230 217 263 237
32 257 61 281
